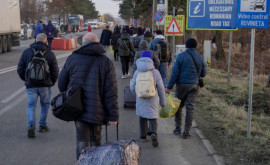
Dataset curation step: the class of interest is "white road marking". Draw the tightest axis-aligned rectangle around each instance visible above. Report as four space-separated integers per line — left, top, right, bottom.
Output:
0 53 70 75
0 93 26 117
0 86 26 103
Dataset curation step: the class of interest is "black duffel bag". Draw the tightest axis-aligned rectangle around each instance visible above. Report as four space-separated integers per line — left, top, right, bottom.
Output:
51 56 96 121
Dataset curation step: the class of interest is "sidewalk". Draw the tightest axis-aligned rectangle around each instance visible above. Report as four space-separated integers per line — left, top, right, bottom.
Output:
105 50 223 165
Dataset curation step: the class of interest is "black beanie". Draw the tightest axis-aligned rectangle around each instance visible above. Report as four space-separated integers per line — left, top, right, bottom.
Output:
186 38 197 48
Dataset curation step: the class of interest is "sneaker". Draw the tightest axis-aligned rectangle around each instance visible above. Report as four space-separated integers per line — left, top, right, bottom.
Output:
183 131 191 139
126 73 130 77
173 127 181 135
151 134 159 147
121 75 126 79
39 126 49 132
27 126 35 138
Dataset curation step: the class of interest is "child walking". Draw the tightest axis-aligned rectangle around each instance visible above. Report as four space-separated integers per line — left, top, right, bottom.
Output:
130 51 165 147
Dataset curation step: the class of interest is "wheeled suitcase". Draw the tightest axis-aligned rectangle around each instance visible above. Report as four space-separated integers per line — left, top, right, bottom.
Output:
124 86 136 108
77 124 141 165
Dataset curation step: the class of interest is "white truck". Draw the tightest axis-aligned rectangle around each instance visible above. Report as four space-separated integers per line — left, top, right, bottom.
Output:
0 0 21 54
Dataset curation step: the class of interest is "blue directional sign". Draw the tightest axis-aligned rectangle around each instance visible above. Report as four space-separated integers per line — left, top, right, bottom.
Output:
187 0 238 30
237 0 269 28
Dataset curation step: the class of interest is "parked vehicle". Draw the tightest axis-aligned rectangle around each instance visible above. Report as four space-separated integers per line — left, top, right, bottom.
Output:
20 24 33 39
68 14 84 32
0 0 21 54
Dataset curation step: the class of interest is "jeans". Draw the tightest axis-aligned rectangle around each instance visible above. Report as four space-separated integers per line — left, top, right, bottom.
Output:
47 38 53 49
158 62 168 87
75 120 102 160
26 87 51 127
139 117 157 138
120 56 130 75
175 84 199 133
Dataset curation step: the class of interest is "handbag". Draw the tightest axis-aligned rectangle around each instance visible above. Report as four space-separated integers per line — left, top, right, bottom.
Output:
122 39 134 57
187 50 204 88
51 56 97 121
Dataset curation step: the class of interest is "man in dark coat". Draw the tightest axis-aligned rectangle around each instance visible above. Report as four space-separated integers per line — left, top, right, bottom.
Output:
100 25 112 55
111 26 121 61
17 33 59 138
58 32 119 160
45 21 55 49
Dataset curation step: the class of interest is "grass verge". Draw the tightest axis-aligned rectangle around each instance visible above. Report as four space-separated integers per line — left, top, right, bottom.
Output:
195 69 270 165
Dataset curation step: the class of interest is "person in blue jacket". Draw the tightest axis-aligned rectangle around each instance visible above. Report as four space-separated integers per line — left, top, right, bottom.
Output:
34 21 43 39
165 38 206 139
45 21 55 49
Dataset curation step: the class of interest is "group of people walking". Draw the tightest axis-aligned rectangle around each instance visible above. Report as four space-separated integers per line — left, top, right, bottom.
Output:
17 24 206 160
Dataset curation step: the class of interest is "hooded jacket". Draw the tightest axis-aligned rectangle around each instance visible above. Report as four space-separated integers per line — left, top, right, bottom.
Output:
58 42 119 124
117 33 135 57
17 41 59 88
130 58 166 119
132 40 160 76
100 28 112 45
149 35 172 63
46 22 55 39
34 22 43 37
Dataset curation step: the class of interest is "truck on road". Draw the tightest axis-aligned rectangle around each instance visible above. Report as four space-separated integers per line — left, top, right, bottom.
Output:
0 0 21 54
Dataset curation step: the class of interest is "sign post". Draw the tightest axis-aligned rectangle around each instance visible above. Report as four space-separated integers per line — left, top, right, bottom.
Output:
236 0 269 137
227 31 233 83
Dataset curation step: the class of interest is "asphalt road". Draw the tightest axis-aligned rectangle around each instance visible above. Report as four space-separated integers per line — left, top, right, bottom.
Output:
0 29 217 165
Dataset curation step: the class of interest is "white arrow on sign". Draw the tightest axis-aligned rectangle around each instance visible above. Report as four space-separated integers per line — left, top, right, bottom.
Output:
166 18 181 34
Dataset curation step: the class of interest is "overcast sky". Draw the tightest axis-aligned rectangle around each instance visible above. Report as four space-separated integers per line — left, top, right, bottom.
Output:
92 0 121 17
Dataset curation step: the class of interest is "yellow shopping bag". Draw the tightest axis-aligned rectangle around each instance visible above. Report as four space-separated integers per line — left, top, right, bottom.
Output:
159 94 181 118
110 46 114 56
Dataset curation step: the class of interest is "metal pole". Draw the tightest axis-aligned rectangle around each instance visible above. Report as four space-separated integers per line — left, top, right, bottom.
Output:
164 0 168 33
152 0 155 34
172 7 175 57
227 31 233 83
247 28 255 137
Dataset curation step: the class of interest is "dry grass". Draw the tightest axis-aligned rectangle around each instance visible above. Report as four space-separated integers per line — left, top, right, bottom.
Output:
195 68 270 165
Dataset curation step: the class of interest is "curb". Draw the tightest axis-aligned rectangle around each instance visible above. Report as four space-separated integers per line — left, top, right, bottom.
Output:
193 120 225 165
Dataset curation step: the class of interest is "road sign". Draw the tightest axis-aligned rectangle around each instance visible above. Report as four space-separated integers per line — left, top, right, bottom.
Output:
237 0 269 28
187 0 238 30
166 18 181 34
156 4 166 26
165 15 185 36
154 10 164 22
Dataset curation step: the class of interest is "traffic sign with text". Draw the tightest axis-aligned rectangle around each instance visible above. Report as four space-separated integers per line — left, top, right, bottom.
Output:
165 15 185 36
237 0 269 28
187 0 238 30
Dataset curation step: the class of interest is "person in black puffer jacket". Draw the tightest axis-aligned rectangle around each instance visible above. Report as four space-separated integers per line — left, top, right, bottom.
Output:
111 26 121 61
100 25 112 55
58 32 119 160
17 33 59 138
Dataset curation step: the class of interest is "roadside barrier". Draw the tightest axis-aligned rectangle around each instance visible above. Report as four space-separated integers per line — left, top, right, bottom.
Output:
51 38 78 50
51 39 66 50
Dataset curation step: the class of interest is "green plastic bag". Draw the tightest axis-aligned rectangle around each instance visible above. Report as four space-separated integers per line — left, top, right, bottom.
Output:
159 94 181 118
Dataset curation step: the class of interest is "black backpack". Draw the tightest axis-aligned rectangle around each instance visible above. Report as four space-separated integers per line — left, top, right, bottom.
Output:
155 41 170 62
26 48 50 82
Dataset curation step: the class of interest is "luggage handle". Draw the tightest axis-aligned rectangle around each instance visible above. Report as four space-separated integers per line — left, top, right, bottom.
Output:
105 122 119 143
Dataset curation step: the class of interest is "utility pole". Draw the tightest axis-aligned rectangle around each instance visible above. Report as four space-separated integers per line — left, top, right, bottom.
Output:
152 0 155 34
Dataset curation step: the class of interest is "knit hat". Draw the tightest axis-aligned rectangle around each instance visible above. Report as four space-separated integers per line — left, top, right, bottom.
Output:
141 51 152 59
186 38 197 48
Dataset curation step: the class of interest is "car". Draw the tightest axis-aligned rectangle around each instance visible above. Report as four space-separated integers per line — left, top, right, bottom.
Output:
20 24 33 39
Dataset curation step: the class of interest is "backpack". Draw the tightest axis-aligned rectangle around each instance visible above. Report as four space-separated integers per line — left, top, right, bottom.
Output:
132 36 141 49
135 70 156 98
155 41 170 62
26 48 50 82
